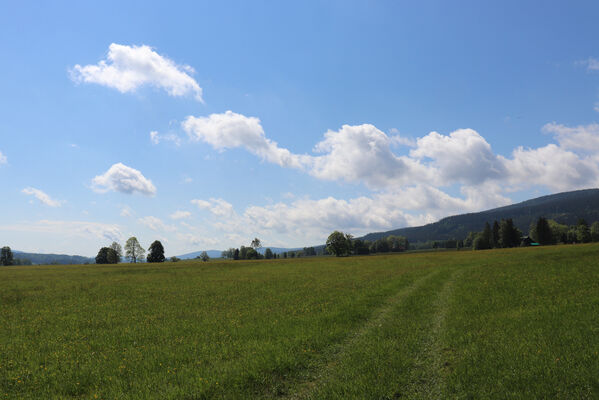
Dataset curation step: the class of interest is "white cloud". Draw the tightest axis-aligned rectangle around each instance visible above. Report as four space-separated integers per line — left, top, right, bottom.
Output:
0 150 6 165
170 210 191 220
22 187 63 207
191 198 235 217
138 216 176 232
243 184 511 240
501 144 599 191
70 43 203 101
410 129 505 185
92 163 156 196
542 122 599 152
310 124 429 187
182 110 599 203
150 130 181 146
182 111 310 169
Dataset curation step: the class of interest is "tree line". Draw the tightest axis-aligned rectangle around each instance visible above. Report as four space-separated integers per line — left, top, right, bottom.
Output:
467 217 599 250
325 231 409 257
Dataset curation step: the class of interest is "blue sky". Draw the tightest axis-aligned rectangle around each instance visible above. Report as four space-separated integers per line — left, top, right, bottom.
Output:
2 1 599 256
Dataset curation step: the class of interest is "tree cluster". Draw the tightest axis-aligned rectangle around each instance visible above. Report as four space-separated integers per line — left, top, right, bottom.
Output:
470 219 522 250
528 217 599 245
221 238 280 260
95 238 167 264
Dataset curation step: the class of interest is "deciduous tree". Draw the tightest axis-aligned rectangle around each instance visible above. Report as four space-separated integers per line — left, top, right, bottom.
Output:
326 231 351 257
125 237 145 263
1 246 14 266
250 238 262 249
147 240 165 263
109 241 123 263
199 251 209 262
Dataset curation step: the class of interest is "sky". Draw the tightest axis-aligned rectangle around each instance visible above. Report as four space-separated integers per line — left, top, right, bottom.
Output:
2 1 599 257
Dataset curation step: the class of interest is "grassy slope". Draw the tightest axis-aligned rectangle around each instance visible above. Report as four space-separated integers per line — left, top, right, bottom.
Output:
1 245 598 399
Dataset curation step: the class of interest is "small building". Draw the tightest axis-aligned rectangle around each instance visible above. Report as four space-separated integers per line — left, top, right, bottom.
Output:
521 236 540 246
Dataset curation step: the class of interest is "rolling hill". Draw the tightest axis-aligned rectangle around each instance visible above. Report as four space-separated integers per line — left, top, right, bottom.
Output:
362 188 599 243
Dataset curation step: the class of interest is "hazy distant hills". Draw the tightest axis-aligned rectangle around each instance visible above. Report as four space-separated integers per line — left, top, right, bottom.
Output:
177 247 302 259
362 188 599 243
176 250 224 259
13 251 94 265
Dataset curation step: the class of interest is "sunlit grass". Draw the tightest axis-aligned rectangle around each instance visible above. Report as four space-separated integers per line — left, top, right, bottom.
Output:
1 245 598 399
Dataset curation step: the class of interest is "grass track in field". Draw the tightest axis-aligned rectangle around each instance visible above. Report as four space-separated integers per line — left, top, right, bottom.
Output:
1 244 599 399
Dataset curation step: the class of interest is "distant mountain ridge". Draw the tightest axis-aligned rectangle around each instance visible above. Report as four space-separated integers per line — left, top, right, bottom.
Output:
362 188 599 243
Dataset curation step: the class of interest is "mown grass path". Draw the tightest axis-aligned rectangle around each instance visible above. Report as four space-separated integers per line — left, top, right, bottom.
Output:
285 268 444 400
2 244 599 399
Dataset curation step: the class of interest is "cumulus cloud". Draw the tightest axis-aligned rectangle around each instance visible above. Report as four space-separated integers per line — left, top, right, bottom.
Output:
92 163 156 196
182 110 599 200
309 124 429 187
410 129 506 185
70 43 203 101
138 216 176 232
0 150 6 165
182 111 310 169
22 187 63 207
170 210 191 220
502 144 599 191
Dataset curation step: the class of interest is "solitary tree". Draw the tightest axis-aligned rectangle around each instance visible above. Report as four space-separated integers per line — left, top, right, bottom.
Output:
250 238 262 249
125 237 145 263
147 240 165 263
109 241 123 263
1 246 14 266
199 251 210 262
326 231 351 257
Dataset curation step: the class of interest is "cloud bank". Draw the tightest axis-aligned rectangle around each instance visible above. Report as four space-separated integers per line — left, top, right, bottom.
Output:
181 111 599 193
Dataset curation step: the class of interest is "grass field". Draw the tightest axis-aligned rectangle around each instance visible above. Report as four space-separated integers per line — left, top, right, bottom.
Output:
1 244 599 399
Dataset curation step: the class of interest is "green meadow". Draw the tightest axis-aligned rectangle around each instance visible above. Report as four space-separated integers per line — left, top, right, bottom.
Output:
1 244 598 399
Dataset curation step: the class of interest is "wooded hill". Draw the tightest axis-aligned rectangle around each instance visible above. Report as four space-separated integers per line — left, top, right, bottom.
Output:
362 188 599 243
